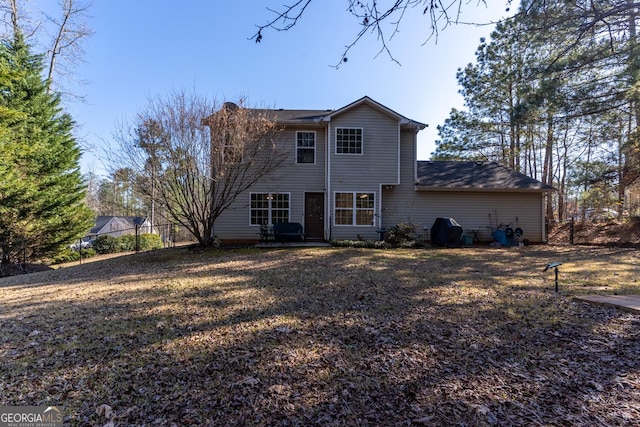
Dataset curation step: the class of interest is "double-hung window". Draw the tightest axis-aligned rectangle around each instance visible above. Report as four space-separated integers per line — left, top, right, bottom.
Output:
336 128 363 154
250 193 290 225
334 192 375 225
296 131 316 164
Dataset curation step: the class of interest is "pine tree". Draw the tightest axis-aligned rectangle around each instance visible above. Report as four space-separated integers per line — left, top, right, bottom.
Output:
0 33 93 263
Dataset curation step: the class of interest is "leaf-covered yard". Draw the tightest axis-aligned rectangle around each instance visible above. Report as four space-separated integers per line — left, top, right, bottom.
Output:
1 245 639 426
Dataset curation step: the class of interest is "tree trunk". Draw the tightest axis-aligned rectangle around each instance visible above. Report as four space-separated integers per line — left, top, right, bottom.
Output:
543 112 555 221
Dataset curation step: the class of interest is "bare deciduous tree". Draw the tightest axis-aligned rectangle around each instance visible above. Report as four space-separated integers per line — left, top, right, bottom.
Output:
110 91 286 247
43 0 93 96
0 0 93 98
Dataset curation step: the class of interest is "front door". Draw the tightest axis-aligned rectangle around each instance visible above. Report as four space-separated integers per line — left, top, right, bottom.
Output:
304 192 325 240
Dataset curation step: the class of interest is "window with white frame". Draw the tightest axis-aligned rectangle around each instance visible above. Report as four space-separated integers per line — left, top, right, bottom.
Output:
334 192 375 225
250 193 290 225
296 131 316 164
336 128 363 154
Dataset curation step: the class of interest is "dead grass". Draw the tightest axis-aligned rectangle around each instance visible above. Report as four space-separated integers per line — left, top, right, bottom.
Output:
1 245 639 426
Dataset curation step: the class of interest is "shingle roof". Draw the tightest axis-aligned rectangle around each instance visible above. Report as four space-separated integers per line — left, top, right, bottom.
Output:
239 96 427 129
89 216 148 234
90 216 113 234
416 161 554 192
268 109 332 123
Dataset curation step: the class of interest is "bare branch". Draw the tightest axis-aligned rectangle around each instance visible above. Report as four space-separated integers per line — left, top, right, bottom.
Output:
109 92 287 247
44 0 94 96
253 0 497 68
250 0 312 43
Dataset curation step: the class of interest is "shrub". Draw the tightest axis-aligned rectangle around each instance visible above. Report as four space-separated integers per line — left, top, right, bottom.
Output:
92 233 163 254
52 248 96 264
139 233 163 251
92 235 118 254
385 222 416 247
331 240 388 249
117 234 136 252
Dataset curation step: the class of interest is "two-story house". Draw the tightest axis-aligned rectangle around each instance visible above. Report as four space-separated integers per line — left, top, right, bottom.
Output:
214 96 553 243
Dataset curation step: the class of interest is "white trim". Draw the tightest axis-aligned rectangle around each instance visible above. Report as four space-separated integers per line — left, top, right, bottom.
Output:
335 127 364 156
295 130 317 165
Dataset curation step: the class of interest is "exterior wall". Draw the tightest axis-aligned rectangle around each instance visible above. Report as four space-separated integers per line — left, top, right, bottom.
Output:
408 191 545 243
214 125 326 241
95 218 137 238
383 189 546 243
380 129 421 230
213 99 547 243
327 104 402 240
381 132 546 242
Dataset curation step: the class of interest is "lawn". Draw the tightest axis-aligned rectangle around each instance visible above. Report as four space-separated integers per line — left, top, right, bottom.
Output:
1 245 639 426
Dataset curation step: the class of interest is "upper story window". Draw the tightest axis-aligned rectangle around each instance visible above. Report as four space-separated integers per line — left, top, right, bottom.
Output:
296 131 316 164
336 128 363 154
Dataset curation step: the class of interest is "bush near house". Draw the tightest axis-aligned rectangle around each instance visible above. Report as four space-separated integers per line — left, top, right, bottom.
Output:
332 222 425 249
118 234 137 252
92 235 118 254
93 234 163 254
52 248 97 264
139 234 163 251
384 222 418 247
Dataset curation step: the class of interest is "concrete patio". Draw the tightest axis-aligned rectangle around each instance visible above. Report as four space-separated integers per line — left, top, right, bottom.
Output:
574 294 640 314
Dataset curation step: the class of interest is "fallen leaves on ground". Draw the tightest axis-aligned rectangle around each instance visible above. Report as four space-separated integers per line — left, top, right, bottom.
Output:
0 245 638 425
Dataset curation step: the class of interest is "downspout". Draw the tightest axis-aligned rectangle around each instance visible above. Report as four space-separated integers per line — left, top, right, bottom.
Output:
396 124 401 185
413 129 418 189
542 191 547 242
326 122 331 241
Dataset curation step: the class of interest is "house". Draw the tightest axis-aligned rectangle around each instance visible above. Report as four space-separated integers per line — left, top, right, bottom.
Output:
214 96 554 243
87 216 154 240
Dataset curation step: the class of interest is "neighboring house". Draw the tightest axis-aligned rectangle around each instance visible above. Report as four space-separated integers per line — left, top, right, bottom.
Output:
214 96 554 243
87 216 154 240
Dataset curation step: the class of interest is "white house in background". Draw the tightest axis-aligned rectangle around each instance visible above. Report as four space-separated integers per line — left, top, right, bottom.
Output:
86 216 154 240
212 96 554 243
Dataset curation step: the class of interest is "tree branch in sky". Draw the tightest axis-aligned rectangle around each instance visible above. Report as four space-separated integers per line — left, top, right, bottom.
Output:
251 0 500 67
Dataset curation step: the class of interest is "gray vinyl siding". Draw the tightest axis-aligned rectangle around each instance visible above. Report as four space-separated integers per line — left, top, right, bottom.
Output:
327 104 402 240
383 188 546 243
214 126 326 241
382 131 546 242
329 104 400 187
400 191 544 243
380 130 420 230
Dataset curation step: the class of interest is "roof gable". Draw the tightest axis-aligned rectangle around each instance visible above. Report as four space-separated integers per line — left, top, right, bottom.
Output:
416 161 554 192
323 96 427 130
90 216 149 234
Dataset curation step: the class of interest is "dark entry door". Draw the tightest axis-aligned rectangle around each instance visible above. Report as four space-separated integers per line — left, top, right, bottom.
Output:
304 193 324 240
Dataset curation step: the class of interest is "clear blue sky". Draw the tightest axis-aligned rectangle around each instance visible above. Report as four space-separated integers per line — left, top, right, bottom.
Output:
53 1 512 177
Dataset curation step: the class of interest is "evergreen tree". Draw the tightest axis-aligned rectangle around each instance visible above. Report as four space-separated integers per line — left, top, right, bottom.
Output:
0 33 93 263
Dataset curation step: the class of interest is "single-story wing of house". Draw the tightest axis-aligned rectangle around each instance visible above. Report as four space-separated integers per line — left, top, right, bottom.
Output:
212 96 554 244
